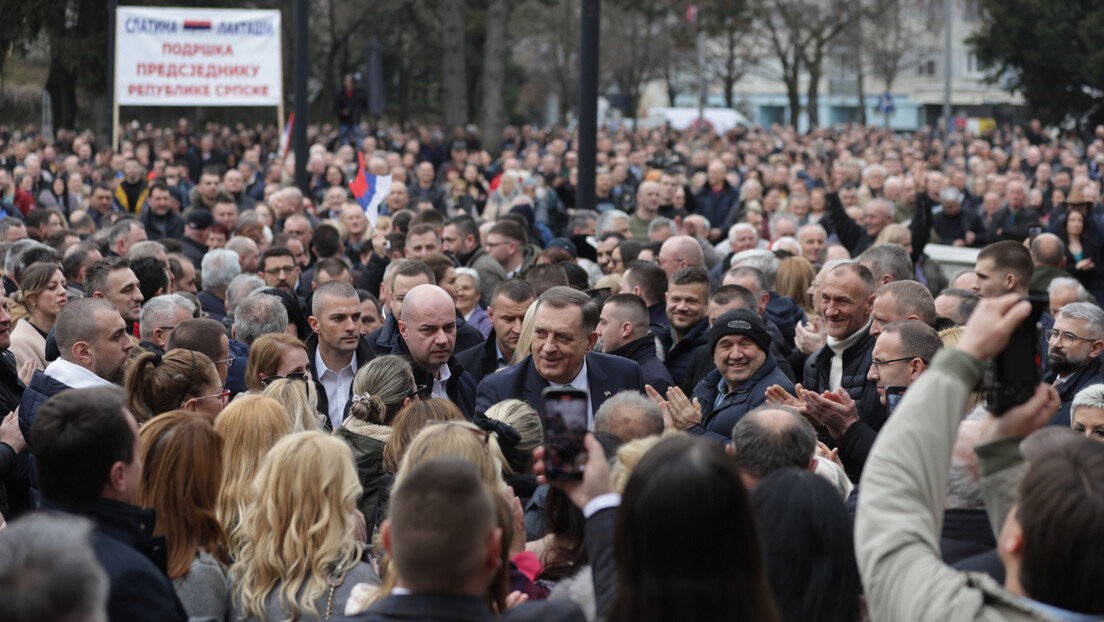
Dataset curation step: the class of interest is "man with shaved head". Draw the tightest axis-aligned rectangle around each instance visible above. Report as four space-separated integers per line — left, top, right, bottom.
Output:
307 280 377 427
629 180 662 241
656 235 705 276
398 284 476 418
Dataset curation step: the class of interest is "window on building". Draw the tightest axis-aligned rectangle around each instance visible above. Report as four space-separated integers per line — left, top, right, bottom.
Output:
965 53 991 78
918 59 937 77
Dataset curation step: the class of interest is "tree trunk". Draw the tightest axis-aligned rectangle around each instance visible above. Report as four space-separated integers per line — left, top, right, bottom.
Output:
856 51 867 126
480 0 509 155
807 64 821 127
440 0 468 128
45 55 77 132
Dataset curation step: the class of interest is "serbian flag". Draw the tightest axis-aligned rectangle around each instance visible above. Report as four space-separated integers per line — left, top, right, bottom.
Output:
348 151 391 228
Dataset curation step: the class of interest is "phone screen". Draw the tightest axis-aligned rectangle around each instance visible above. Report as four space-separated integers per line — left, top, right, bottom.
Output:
988 296 1046 414
1028 225 1043 242
542 388 589 481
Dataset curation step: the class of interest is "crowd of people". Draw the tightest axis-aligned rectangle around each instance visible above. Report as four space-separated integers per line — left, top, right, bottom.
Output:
1 116 1104 622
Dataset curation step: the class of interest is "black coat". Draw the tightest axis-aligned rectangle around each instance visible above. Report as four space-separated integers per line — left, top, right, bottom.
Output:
607 334 673 396
694 181 740 233
39 498 188 622
0 349 24 517
826 191 874 256
366 312 484 358
475 353 644 418
393 336 477 419
803 325 883 482
305 332 378 424
339 592 583 622
1045 356 1104 426
455 329 510 381
658 318 709 393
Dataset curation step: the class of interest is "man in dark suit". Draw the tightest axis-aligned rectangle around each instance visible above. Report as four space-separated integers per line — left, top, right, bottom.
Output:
456 280 535 379
30 386 187 622
344 457 582 622
397 284 478 418
475 287 645 424
1045 302 1104 426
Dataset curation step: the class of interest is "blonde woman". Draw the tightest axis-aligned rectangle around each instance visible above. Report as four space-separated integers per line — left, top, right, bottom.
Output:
261 376 325 432
336 355 417 523
229 432 379 622
214 396 292 557
511 298 540 365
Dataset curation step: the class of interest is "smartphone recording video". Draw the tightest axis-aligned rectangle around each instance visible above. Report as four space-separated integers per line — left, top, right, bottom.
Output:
542 387 589 481
885 386 907 414
987 296 1047 414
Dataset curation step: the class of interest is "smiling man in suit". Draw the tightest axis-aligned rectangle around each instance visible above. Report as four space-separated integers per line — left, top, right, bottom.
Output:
475 286 644 427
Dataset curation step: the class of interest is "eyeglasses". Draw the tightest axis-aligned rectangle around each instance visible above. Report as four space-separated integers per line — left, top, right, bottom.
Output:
263 265 297 276
260 371 310 387
195 388 230 407
1045 329 1099 346
870 357 917 372
215 355 235 369
408 384 428 400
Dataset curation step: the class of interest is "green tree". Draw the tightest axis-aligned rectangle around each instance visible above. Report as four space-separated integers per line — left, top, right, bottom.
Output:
969 0 1104 129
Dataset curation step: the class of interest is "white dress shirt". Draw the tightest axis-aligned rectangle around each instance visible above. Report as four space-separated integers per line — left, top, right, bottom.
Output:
315 349 357 428
548 359 593 429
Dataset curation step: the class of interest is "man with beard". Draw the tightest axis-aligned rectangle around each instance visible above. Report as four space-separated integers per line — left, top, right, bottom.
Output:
257 247 300 295
442 215 506 302
397 285 477 418
19 298 134 438
1044 302 1104 426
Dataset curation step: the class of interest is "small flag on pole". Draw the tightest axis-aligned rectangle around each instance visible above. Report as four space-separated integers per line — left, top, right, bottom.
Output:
280 112 294 159
348 151 391 228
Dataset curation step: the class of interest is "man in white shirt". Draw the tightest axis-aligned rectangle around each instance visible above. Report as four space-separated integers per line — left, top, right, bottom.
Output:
19 297 134 439
306 280 375 428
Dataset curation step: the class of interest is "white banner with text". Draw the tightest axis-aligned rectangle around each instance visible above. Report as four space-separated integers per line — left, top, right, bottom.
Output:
116 6 282 106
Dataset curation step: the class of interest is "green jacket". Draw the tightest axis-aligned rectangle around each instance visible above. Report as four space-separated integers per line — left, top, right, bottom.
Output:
335 418 390 522
856 348 1063 622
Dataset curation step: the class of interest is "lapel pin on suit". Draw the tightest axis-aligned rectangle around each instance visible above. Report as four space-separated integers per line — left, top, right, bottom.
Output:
603 390 611 396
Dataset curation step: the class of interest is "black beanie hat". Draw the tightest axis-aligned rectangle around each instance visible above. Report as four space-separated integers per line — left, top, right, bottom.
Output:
709 308 771 354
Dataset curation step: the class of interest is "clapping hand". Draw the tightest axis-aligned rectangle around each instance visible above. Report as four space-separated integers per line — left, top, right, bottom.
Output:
765 382 808 415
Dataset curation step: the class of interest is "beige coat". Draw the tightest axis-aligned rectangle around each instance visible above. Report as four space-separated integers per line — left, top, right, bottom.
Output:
856 349 1062 622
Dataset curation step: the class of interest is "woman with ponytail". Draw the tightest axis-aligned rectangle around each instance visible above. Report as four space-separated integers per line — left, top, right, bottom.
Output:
124 348 224 424
335 354 418 522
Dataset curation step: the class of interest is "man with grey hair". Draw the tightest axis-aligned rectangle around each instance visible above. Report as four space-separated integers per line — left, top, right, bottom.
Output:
233 291 289 347
1070 383 1104 440
869 280 937 337
594 390 664 442
932 186 985 247
198 248 242 323
107 219 147 258
138 294 195 355
648 216 678 242
730 405 817 489
1045 301 1104 426
859 244 913 286
1047 276 1091 317
0 514 109 622
934 288 979 326
595 209 632 239
475 286 644 423
827 189 893 255
225 236 260 275
224 273 266 323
